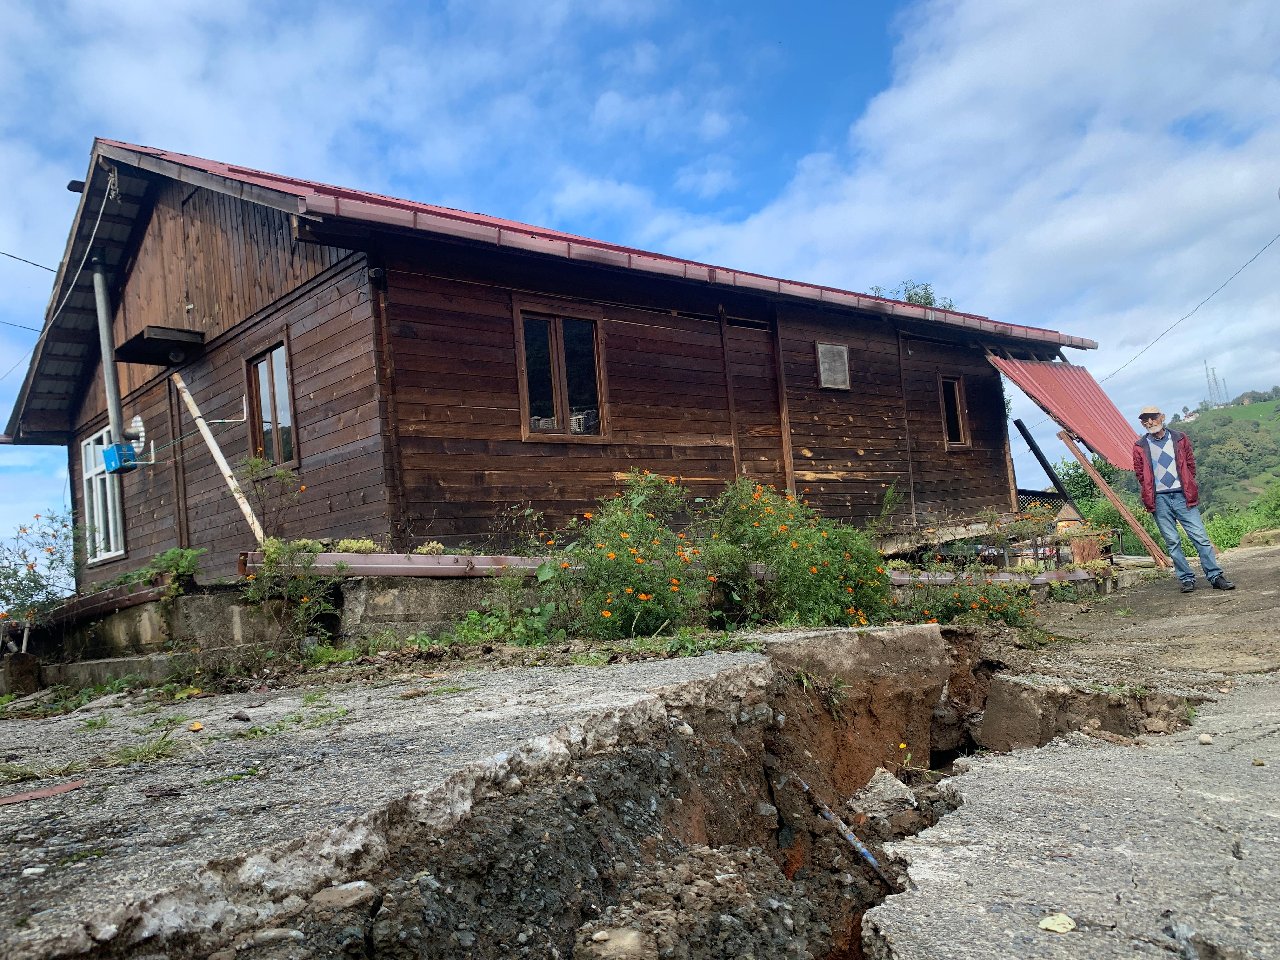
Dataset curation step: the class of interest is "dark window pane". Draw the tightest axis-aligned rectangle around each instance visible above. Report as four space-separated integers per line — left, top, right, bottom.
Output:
562 318 600 435
523 317 557 431
271 347 294 461
942 379 964 444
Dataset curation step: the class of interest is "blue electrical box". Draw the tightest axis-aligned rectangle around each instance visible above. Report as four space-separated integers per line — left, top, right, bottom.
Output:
103 442 138 474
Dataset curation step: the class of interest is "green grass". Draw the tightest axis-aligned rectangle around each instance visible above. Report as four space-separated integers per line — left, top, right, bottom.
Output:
103 733 187 766
77 715 111 732
0 760 87 785
202 767 262 785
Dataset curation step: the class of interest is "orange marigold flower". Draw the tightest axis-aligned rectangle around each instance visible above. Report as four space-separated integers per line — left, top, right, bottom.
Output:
0 611 8 619
707 575 717 582
299 485 307 492
601 610 612 618
635 557 645 564
670 586 679 592
596 543 606 549
619 532 630 539
847 606 856 616
846 586 853 594
809 566 818 574
677 533 686 540
638 593 651 601
670 578 680 585
583 512 593 519
668 476 677 484
560 562 570 569
753 522 760 527
606 552 616 560
876 566 885 574
970 602 979 609
625 587 634 594
790 541 799 549
546 539 555 546
300 596 310 603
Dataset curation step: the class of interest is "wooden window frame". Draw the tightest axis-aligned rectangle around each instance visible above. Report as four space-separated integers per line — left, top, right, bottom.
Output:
246 337 300 467
81 425 127 564
513 300 611 443
939 374 971 450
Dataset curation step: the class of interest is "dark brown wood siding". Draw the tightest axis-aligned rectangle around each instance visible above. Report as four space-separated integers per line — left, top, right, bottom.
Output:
79 183 348 421
724 322 787 489
70 183 381 583
775 304 915 523
383 262 758 540
900 336 1012 519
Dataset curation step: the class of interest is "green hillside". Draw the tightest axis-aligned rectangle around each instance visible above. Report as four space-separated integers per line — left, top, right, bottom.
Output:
1177 396 1280 514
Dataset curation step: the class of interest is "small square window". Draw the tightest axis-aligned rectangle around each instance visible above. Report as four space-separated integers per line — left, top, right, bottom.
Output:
940 376 969 448
248 344 295 463
816 343 850 390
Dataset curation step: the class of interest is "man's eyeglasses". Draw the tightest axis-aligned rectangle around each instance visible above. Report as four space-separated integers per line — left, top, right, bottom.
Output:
1139 415 1161 423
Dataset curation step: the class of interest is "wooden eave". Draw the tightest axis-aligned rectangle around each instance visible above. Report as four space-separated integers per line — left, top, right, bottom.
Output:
5 142 313 444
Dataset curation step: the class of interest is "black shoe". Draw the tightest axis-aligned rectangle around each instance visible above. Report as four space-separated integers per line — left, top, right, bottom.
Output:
1181 581 1195 593
1211 576 1236 591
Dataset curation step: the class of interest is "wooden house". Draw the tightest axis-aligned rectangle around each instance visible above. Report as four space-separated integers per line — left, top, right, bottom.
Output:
4 140 1096 584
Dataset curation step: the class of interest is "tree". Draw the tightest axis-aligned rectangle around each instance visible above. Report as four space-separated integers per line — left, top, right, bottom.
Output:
870 280 956 310
0 512 76 653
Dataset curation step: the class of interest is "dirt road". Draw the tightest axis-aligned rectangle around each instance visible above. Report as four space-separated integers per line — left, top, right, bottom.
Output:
867 543 1280 959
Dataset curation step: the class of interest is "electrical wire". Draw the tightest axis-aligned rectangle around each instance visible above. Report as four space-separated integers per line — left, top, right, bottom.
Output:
1099 229 1280 383
0 318 41 333
1 166 118 383
1022 226 1280 435
0 249 56 272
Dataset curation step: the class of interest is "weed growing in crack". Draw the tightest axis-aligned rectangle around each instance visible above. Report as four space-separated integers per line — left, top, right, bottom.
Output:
0 760 87 785
76 715 111 733
102 732 187 767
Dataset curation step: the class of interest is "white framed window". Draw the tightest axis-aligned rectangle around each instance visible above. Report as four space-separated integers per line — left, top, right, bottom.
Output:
81 427 125 562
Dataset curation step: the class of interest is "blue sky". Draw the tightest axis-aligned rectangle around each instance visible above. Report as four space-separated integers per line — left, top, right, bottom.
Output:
2 0 1279 540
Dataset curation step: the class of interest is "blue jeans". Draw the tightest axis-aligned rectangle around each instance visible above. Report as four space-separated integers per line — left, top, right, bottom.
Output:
1153 492 1222 584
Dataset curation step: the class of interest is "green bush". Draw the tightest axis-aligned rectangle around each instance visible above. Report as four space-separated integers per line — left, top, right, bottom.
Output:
334 538 378 554
241 538 342 648
701 479 889 628
891 570 1036 627
550 472 709 641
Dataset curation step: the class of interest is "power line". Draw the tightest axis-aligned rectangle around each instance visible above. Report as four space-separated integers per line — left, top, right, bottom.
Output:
1 165 117 384
1022 226 1280 435
1100 229 1280 383
0 250 55 272
0 318 41 333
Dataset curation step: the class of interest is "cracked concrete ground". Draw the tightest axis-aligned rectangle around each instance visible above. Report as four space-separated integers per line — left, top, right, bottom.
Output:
867 544 1280 959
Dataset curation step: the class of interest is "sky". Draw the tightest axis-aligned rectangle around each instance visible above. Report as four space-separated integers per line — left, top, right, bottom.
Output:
2 0 1279 539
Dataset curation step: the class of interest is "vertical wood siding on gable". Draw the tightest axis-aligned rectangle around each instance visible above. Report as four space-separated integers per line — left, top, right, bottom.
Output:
69 181 383 583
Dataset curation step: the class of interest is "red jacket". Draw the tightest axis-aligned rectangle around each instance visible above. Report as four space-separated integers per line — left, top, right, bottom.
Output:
1132 428 1199 512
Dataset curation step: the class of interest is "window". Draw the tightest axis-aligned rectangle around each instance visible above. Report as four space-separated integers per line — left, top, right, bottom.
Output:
81 428 125 562
249 344 295 463
518 313 604 437
940 376 969 448
815 342 851 390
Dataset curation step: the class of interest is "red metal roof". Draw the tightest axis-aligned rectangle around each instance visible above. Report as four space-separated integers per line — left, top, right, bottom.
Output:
95 139 1097 352
989 356 1138 470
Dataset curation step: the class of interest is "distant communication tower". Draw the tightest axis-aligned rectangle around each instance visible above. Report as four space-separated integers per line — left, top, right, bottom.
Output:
1204 361 1227 407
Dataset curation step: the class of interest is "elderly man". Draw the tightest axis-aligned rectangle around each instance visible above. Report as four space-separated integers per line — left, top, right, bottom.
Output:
1132 405 1235 593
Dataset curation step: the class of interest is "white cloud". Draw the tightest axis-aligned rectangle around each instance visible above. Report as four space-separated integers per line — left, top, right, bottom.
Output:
644 0 1280 480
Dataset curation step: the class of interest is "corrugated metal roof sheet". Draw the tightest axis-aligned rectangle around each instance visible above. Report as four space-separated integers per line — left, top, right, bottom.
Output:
96 139 1097 351
989 356 1138 470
